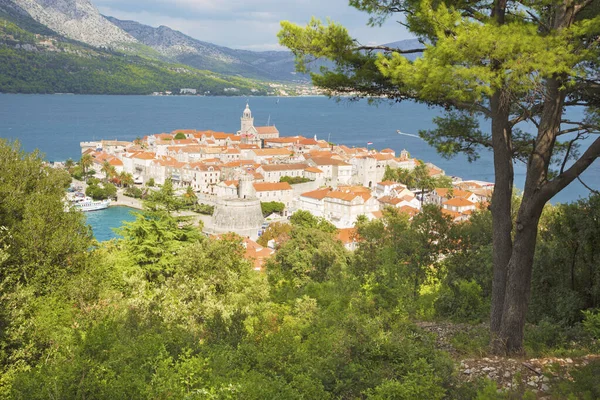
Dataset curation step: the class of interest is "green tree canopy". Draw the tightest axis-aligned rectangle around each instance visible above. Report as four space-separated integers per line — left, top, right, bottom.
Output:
279 0 600 354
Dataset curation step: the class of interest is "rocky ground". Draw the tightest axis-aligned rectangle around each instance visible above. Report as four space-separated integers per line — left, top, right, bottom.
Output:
418 321 600 397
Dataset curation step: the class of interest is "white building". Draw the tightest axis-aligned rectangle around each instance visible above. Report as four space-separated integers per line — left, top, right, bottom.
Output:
252 182 294 209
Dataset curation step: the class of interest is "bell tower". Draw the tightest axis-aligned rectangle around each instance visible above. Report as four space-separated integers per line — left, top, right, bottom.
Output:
240 103 254 134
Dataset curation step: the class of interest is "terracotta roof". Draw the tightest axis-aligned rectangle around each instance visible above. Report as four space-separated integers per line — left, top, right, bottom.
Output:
336 228 359 244
326 191 362 202
428 166 444 176
301 188 332 200
238 144 260 149
299 138 318 145
379 196 403 205
381 148 395 153
253 182 293 192
310 157 350 166
442 208 462 219
223 180 239 187
398 205 420 217
108 158 123 167
378 180 399 187
373 153 395 161
304 167 323 173
253 148 292 156
130 152 156 160
443 197 476 207
435 188 474 199
371 211 384 219
255 126 279 134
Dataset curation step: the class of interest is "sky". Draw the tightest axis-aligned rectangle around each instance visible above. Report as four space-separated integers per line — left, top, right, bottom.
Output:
94 0 413 51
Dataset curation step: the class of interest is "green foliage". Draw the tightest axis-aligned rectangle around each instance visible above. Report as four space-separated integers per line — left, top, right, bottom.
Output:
257 221 292 247
124 186 144 199
435 279 487 322
383 164 452 191
280 176 311 184
529 195 600 325
85 182 117 200
260 201 285 216
173 132 187 140
0 140 92 289
146 178 155 187
582 309 600 340
289 210 337 233
552 360 600 400
193 203 215 215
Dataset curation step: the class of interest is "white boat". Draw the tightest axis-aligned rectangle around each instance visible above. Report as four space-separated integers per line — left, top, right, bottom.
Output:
71 196 111 212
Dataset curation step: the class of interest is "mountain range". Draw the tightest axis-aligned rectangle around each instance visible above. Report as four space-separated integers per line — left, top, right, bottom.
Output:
0 0 419 94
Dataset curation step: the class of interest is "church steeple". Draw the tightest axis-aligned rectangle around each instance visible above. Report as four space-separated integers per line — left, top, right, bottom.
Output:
240 103 254 134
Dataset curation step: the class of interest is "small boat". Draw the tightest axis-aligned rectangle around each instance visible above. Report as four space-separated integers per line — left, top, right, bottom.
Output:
71 196 110 212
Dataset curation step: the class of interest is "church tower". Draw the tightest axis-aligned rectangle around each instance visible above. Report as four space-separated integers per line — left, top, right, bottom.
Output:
240 103 254 134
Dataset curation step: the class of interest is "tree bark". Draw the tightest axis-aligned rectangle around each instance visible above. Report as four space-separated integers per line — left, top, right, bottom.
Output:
496 200 544 354
489 90 514 336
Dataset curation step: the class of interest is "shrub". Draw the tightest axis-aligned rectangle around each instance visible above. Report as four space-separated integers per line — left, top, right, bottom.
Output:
280 176 311 184
125 186 143 199
434 279 486 322
194 203 214 215
582 309 600 340
261 201 285 217
147 178 155 187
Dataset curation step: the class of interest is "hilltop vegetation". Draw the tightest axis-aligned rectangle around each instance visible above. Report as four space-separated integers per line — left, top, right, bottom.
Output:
1 140 599 398
0 16 269 95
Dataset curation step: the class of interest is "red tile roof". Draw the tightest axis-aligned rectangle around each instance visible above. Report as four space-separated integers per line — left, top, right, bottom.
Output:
253 182 293 192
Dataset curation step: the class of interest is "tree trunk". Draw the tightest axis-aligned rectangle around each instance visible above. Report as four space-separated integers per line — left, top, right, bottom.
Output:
495 199 544 354
489 90 514 335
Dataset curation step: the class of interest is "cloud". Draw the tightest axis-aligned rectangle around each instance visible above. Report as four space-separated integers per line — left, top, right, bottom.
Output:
95 0 413 50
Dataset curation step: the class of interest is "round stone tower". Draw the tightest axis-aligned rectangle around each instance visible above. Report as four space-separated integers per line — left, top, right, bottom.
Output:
212 198 264 239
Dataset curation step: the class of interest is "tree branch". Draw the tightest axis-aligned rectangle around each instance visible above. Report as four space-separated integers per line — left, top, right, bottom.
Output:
355 45 425 54
560 132 582 175
577 176 600 194
540 136 600 201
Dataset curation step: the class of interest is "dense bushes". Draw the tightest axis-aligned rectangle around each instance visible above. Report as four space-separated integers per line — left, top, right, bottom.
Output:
1 140 599 398
85 181 117 200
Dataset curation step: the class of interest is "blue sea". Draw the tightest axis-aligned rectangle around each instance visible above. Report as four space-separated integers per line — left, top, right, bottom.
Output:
1 94 597 240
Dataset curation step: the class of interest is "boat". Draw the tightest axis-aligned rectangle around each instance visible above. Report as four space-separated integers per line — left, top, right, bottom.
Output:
71 196 111 212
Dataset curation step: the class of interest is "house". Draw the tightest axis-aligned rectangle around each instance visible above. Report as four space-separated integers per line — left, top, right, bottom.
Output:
323 189 380 228
336 228 360 251
248 148 293 163
214 180 238 198
303 166 324 182
430 188 479 206
257 163 309 183
186 163 221 192
442 197 477 214
242 238 275 271
296 187 332 218
374 181 406 197
307 157 353 186
252 182 294 209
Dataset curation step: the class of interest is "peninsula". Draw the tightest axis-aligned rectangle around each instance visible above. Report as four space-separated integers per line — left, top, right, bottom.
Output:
80 104 494 244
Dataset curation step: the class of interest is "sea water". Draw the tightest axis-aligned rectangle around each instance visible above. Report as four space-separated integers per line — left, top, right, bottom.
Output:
1 94 597 240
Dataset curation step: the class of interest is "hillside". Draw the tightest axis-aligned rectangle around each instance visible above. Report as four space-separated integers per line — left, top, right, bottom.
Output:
0 15 270 95
105 17 305 82
7 0 136 48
